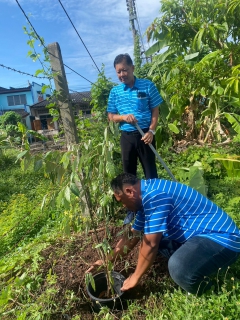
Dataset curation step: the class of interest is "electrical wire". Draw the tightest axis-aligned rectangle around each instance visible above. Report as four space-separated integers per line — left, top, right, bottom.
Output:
57 0 100 73
0 63 49 79
1 62 91 101
134 1 148 53
15 0 95 86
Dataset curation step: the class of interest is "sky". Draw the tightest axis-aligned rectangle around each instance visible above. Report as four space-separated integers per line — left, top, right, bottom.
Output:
0 0 161 93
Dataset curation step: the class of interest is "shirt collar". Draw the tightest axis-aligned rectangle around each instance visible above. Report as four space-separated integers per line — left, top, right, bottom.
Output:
123 76 139 91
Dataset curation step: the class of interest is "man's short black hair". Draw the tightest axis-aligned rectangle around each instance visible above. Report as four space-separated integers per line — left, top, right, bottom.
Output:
111 173 139 194
113 54 133 68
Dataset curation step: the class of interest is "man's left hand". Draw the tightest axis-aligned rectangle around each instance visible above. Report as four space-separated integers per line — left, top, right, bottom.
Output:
141 131 153 145
85 260 103 273
121 273 140 291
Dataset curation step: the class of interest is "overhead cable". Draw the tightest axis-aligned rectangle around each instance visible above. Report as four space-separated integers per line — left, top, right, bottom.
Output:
15 0 95 86
1 63 91 100
0 63 49 79
57 0 101 73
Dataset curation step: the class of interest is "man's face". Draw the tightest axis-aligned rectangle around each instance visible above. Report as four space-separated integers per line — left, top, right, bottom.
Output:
114 185 141 212
115 61 135 86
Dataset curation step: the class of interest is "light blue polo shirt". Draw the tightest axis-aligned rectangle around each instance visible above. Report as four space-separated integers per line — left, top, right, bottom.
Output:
132 179 240 252
107 78 163 132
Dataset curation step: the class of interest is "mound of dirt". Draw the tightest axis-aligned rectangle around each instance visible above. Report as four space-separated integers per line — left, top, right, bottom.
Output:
39 226 170 319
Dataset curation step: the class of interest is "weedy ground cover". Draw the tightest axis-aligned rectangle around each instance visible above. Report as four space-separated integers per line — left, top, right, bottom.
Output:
0 146 240 319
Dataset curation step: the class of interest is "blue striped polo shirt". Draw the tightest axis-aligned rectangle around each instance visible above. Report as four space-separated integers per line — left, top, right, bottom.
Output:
107 78 163 132
132 179 240 252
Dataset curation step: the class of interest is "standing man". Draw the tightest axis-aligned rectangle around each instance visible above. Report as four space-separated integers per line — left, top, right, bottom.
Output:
107 54 163 179
87 173 240 295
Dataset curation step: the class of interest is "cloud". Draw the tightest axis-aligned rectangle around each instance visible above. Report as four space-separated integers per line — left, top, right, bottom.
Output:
0 0 161 89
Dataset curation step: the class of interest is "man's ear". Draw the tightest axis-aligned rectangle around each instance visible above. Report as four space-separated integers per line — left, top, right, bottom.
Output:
124 186 134 196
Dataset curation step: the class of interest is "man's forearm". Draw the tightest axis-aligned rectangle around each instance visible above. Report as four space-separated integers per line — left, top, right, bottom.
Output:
149 107 159 131
108 113 124 123
133 242 158 280
131 233 162 281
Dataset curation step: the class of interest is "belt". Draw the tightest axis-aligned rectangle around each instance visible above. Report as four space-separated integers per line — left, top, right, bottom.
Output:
121 128 148 135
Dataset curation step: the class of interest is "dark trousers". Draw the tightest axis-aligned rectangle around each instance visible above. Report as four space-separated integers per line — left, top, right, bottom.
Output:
120 129 158 179
158 236 240 295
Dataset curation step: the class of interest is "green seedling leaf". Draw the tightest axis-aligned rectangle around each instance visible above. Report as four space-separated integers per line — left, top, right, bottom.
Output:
85 273 96 291
65 186 71 202
70 182 80 197
168 123 179 134
34 159 43 171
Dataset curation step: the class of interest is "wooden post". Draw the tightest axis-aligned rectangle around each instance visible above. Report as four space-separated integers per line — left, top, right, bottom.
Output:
47 42 91 215
47 42 78 146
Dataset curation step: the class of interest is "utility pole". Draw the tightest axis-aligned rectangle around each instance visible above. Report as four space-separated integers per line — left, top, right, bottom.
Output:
47 42 91 215
126 0 137 40
126 0 148 62
47 42 79 146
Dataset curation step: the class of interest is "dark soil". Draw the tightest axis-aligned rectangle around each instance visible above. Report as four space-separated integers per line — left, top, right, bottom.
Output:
39 225 171 319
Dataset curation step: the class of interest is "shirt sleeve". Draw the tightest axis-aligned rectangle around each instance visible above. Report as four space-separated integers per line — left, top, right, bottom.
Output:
149 82 163 109
107 88 118 114
143 191 173 234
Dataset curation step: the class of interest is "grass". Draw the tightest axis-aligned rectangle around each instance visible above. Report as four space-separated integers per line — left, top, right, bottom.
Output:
0 148 240 319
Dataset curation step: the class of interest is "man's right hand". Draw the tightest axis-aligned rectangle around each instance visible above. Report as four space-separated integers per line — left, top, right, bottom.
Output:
123 114 137 124
85 260 104 273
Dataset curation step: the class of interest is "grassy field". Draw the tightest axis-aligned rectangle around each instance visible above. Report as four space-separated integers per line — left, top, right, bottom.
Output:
0 147 240 319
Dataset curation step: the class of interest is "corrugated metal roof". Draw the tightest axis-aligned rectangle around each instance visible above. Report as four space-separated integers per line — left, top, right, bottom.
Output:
0 86 31 94
30 91 91 109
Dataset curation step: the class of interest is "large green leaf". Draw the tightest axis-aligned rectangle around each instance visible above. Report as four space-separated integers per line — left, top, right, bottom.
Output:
224 113 240 134
149 48 175 75
145 38 171 56
15 150 29 161
70 182 80 197
201 109 215 117
212 153 240 178
184 52 199 61
188 162 207 196
159 101 170 122
193 28 205 51
168 123 179 134
34 159 43 171
200 50 220 62
64 186 71 202
228 97 240 107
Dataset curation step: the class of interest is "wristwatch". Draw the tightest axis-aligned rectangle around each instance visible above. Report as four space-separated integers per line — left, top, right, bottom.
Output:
149 129 156 135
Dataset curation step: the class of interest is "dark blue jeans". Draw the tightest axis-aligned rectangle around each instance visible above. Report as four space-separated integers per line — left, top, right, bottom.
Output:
158 236 240 295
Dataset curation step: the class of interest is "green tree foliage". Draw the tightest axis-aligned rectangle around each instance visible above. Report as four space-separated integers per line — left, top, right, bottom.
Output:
0 111 22 127
145 0 240 143
90 65 115 116
136 62 153 80
0 111 22 137
133 33 142 77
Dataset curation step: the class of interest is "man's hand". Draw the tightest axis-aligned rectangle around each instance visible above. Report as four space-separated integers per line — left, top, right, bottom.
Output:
121 273 140 291
85 260 103 273
123 114 138 124
141 131 154 144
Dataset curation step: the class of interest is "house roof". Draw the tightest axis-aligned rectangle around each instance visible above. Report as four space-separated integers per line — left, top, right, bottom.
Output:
30 91 91 109
0 86 31 94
